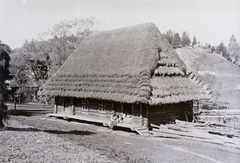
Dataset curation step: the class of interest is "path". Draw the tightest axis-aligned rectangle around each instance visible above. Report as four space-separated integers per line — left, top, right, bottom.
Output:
1 115 239 162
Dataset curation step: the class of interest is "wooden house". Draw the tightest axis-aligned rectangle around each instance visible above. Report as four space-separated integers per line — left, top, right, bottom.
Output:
39 23 210 133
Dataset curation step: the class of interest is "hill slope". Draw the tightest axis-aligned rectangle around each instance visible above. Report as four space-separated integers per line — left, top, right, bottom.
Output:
176 47 240 109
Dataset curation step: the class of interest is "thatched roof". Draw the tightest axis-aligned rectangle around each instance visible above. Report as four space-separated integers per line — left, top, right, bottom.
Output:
39 23 210 105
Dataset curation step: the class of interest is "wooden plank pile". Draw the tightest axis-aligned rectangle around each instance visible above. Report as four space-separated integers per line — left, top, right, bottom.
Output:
150 120 240 148
133 126 149 136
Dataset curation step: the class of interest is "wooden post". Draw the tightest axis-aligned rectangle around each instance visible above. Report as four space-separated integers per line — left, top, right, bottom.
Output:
131 104 134 115
131 104 134 124
71 97 75 115
54 104 57 114
62 97 65 113
146 106 149 128
13 95 16 111
199 101 202 113
14 101 16 111
54 97 57 114
42 104 44 114
120 103 123 112
140 104 143 126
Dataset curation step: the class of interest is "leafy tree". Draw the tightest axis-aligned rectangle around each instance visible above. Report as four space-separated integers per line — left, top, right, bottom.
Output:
0 42 11 129
229 34 237 46
216 42 230 60
211 46 215 53
11 40 51 103
11 18 98 103
48 18 98 38
228 34 240 65
42 35 77 77
216 42 226 55
39 18 98 76
163 30 174 47
172 32 181 48
191 36 197 47
181 31 191 46
234 54 239 65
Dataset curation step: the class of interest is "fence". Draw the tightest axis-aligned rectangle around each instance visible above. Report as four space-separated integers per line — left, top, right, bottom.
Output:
198 100 239 126
7 103 54 116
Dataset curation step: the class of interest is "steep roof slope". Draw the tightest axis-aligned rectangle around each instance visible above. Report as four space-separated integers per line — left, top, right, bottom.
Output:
39 23 210 104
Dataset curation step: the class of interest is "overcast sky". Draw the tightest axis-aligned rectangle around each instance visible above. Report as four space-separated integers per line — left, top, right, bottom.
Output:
0 0 239 49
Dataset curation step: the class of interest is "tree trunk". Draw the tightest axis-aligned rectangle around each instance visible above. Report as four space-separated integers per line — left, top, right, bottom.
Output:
0 120 4 130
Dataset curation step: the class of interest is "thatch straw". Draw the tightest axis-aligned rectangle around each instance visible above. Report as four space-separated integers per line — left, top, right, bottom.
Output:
39 23 210 104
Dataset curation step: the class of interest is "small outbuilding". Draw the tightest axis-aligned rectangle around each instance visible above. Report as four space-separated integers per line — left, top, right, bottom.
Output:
39 23 210 133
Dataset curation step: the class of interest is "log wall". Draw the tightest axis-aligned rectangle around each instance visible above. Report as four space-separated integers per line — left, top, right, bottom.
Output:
64 97 74 115
55 96 64 114
132 105 141 126
55 97 193 128
74 98 82 115
114 102 122 113
148 101 193 127
55 96 143 126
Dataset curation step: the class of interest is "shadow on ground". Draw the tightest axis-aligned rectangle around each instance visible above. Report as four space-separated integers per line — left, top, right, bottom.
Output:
4 127 95 136
8 110 52 116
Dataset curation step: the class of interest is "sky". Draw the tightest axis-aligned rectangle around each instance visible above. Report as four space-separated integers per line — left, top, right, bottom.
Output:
0 0 239 49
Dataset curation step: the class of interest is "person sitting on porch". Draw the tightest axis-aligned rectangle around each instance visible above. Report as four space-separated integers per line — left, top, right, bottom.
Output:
120 113 126 123
125 113 133 124
109 111 119 129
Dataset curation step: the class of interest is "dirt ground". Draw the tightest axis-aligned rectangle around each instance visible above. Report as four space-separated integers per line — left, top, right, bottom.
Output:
1 115 240 163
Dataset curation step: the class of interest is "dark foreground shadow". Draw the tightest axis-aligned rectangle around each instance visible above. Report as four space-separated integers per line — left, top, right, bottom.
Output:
4 127 95 136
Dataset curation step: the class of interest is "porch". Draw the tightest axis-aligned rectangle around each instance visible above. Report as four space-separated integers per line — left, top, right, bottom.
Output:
47 113 149 136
